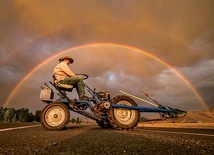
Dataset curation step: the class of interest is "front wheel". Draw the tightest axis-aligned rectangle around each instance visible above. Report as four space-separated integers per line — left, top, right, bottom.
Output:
107 95 140 130
40 102 70 131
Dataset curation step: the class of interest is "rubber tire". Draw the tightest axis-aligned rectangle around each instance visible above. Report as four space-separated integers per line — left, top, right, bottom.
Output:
41 102 70 131
108 95 140 130
96 120 113 129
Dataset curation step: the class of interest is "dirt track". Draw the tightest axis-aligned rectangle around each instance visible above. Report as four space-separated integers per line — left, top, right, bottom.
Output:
139 122 214 129
172 111 214 123
140 110 214 129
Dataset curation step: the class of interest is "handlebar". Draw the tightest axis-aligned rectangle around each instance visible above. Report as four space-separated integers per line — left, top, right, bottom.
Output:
75 74 89 80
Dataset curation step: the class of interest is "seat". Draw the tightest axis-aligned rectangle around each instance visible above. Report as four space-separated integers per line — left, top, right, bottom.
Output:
53 75 73 92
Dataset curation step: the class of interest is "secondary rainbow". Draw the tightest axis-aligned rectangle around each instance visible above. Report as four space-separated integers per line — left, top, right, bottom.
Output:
3 43 209 110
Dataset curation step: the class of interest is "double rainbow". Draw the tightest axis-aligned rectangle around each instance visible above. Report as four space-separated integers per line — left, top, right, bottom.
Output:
3 43 208 111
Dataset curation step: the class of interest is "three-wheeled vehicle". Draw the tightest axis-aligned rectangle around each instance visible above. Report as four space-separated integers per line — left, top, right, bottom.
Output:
39 74 186 131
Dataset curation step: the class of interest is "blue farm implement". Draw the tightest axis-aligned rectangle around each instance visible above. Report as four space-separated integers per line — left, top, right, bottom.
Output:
39 74 186 131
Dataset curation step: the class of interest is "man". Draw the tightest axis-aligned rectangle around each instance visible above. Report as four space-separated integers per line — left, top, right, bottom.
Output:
53 56 90 101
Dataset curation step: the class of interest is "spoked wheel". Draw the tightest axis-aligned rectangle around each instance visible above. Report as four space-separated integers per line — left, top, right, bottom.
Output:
41 102 70 131
107 95 140 130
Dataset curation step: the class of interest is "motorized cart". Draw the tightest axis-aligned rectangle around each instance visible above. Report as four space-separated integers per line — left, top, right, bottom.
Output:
39 74 186 131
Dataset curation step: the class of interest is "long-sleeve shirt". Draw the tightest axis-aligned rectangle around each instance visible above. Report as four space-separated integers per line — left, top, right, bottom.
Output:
53 61 75 82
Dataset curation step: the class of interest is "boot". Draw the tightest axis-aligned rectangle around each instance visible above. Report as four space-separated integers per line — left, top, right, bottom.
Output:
79 95 91 101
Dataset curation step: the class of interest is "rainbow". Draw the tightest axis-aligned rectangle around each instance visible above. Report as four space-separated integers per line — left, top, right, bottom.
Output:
3 43 209 110
0 26 67 67
1 34 44 67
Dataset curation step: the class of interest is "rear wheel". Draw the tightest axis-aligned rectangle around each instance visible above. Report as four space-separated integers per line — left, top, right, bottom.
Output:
41 102 70 130
96 119 113 129
107 95 140 130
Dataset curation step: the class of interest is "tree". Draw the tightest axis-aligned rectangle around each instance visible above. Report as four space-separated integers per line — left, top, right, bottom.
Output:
16 108 33 122
11 113 18 122
4 108 15 122
140 116 149 122
0 107 4 122
33 110 41 122
0 107 43 122
70 118 76 124
76 117 80 124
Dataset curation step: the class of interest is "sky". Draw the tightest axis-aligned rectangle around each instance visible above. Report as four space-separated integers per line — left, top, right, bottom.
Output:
0 0 214 114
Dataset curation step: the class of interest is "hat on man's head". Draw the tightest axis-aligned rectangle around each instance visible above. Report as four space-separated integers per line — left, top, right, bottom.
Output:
59 56 74 63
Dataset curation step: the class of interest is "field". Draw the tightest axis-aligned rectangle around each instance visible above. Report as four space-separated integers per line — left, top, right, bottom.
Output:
139 110 214 129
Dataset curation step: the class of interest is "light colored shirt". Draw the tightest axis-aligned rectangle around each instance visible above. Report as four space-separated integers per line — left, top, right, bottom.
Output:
53 61 75 82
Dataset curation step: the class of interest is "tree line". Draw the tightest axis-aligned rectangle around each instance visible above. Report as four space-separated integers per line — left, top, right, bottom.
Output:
1 107 155 124
0 107 41 123
0 107 92 124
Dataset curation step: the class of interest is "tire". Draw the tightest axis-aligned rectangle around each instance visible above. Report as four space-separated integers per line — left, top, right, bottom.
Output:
96 120 113 129
107 95 140 130
41 102 70 131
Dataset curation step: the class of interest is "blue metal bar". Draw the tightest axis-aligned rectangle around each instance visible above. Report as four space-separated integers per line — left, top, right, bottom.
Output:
111 104 173 113
67 105 101 121
75 100 94 109
85 84 100 104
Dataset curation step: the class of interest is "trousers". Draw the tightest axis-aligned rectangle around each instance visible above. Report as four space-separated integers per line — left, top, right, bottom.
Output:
59 76 85 97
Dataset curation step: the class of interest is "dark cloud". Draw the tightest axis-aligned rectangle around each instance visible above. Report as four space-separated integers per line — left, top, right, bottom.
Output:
0 0 214 113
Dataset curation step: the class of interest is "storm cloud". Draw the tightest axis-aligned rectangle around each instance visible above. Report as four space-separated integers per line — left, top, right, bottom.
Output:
0 0 214 113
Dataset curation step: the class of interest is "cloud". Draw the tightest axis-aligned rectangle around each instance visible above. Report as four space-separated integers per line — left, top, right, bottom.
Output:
2 44 211 113
188 30 214 60
176 59 214 107
1 0 214 113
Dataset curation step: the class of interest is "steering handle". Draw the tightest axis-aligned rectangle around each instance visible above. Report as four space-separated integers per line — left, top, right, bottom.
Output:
75 74 89 80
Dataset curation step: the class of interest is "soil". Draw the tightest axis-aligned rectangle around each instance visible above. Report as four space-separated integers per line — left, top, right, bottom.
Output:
139 110 214 129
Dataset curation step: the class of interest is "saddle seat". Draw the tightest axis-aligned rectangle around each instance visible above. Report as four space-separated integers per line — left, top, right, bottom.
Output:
55 82 73 92
53 75 73 92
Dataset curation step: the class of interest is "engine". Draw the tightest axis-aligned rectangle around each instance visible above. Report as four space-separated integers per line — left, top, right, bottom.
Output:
96 91 110 101
93 91 111 114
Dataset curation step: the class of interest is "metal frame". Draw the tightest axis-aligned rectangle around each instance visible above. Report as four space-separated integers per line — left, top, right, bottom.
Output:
42 81 178 122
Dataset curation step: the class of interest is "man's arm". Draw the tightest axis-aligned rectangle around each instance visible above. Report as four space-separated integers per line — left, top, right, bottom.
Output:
60 62 76 77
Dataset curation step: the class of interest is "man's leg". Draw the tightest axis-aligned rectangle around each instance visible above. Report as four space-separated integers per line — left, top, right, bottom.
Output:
60 77 87 98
